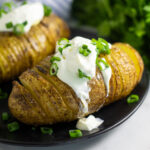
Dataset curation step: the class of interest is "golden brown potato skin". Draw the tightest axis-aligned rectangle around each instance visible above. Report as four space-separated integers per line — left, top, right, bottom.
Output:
0 14 70 82
8 43 144 125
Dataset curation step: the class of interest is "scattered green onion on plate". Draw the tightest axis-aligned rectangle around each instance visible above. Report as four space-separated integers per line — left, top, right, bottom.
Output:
69 129 83 138
40 127 53 135
127 94 139 104
7 121 20 132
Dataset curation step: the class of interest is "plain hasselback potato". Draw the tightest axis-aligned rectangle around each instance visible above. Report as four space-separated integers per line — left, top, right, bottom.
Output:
8 43 144 125
0 14 70 82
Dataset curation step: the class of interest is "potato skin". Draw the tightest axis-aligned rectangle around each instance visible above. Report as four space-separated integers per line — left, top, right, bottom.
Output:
8 43 144 125
0 14 70 82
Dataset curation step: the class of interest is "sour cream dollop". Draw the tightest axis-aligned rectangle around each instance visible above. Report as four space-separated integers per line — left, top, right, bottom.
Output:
0 2 44 33
55 37 97 113
76 115 104 131
53 36 112 113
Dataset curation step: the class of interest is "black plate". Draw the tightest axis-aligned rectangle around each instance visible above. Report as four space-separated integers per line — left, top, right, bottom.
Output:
0 28 149 146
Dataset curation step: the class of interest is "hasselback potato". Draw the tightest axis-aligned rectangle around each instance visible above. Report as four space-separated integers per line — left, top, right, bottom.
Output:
8 43 144 125
0 14 70 82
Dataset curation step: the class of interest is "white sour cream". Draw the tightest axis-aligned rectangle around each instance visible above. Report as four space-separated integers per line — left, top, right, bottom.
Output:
100 58 112 96
76 115 104 131
55 36 97 113
0 2 44 33
54 36 112 114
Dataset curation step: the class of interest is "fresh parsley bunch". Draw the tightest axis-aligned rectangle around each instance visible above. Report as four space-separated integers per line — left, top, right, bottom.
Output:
72 0 150 70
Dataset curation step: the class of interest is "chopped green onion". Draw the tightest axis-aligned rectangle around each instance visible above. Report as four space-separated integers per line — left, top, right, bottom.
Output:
50 56 61 63
23 21 28 26
40 127 53 135
127 94 139 104
32 127 36 131
6 22 13 29
78 69 91 80
2 112 9 121
1 2 14 13
50 63 58 76
64 43 71 49
7 121 20 132
58 38 69 45
13 23 25 35
22 1 28 5
43 4 52 17
96 58 109 71
79 44 91 56
92 38 110 55
69 129 83 138
58 47 63 54
0 9 6 18
0 88 8 100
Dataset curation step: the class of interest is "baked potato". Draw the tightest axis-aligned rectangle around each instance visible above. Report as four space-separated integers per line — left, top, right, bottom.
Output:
0 14 70 82
8 43 144 125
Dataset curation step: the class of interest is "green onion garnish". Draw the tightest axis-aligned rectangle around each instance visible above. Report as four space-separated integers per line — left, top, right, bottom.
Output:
6 22 13 29
1 2 14 13
50 63 58 76
43 4 52 17
92 38 110 55
7 121 20 132
79 44 91 56
69 129 83 138
64 43 71 49
40 127 53 135
78 69 91 80
96 58 109 71
13 23 25 36
32 127 36 131
0 9 6 18
22 1 28 5
23 21 28 26
58 38 69 45
2 112 9 121
58 47 63 54
0 88 8 100
127 94 139 104
50 56 61 63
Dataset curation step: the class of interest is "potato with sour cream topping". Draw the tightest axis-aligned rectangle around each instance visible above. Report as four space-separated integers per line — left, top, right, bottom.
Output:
8 37 144 125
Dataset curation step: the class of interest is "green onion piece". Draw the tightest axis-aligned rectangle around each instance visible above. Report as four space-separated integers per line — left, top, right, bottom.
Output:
0 88 8 100
32 127 36 131
127 94 139 104
40 127 53 135
58 47 63 54
92 38 110 55
7 121 20 132
58 38 69 45
6 22 13 29
43 4 52 17
22 1 28 5
1 2 14 13
64 43 71 49
78 69 91 80
0 9 6 18
50 63 58 76
2 112 9 121
69 129 83 138
13 24 25 35
96 58 109 71
79 44 91 56
23 21 28 26
50 56 61 63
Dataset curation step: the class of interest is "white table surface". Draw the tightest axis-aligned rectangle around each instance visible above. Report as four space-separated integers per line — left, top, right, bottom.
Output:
0 83 150 150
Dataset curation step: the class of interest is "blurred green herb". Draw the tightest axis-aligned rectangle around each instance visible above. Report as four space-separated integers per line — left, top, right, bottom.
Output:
72 0 150 70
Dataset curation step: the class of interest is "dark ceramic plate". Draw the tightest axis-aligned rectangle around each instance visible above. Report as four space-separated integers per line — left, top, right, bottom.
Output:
0 28 149 146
